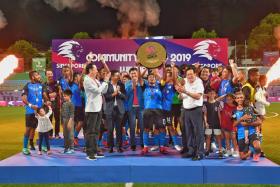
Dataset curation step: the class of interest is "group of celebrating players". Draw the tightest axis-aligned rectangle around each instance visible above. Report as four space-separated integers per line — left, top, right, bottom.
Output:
21 58 269 161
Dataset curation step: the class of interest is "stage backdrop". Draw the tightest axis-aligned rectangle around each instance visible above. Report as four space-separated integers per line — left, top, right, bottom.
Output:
52 38 228 79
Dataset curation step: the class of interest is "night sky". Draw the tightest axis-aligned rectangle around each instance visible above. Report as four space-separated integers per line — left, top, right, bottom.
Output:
0 0 279 50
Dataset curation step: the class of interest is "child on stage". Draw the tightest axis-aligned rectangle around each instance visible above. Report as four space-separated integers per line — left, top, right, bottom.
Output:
61 89 75 154
203 89 223 158
220 94 239 157
35 105 53 155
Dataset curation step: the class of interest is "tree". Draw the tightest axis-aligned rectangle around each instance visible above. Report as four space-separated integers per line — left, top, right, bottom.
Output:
73 32 91 39
248 13 280 58
7 40 39 71
192 28 218 38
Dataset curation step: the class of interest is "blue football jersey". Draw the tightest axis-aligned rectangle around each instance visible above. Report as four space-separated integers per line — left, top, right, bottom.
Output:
22 82 45 114
233 109 256 140
143 84 162 110
162 83 175 111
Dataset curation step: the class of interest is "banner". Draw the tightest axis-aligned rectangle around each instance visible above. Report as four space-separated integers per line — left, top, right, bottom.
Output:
32 58 46 71
0 91 24 107
52 38 228 79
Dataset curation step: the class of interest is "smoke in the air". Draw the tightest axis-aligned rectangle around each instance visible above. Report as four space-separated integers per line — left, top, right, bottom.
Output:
0 10 8 30
96 0 160 38
44 0 87 12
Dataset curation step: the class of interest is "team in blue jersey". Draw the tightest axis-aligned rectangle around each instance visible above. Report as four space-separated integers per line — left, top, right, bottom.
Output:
140 62 182 154
20 58 267 162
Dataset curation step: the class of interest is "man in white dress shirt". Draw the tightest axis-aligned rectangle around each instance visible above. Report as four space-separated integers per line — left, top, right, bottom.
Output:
83 63 111 160
176 66 205 160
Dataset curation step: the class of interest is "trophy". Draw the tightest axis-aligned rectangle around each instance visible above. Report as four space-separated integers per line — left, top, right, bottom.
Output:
136 41 167 68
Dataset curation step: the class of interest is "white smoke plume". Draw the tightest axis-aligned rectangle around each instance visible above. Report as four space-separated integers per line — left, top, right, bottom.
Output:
96 0 160 38
44 0 87 12
0 10 8 30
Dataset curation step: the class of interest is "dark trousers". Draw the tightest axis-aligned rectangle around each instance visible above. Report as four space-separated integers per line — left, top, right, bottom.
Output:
62 118 74 150
143 109 164 130
180 108 187 150
49 106 60 137
184 107 204 156
106 107 123 148
121 111 129 130
128 107 144 146
85 111 102 156
38 132 50 151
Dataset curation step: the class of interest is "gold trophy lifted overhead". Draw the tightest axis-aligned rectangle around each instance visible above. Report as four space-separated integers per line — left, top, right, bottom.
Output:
136 41 167 69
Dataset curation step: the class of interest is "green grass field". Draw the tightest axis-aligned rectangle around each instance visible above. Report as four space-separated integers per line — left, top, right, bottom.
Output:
0 105 279 186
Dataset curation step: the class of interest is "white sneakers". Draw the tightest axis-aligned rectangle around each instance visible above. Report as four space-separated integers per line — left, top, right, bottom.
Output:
224 149 239 158
211 142 218 152
86 156 97 161
227 149 232 157
174 145 182 152
150 145 182 152
232 151 239 158
150 146 159 152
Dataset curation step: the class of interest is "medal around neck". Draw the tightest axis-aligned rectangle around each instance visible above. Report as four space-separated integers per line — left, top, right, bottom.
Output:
136 41 167 69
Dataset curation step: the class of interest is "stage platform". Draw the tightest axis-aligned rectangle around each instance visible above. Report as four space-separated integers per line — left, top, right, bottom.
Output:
40 136 183 147
0 146 279 184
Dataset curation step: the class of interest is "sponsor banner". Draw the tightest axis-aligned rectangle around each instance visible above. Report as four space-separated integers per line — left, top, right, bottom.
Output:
268 97 280 102
0 91 24 106
52 39 228 79
0 101 7 107
32 58 46 71
0 101 24 107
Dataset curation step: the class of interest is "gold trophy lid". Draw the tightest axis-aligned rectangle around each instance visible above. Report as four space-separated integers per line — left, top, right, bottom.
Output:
136 41 167 68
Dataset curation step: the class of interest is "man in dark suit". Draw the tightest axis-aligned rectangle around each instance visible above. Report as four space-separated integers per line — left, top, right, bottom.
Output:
104 70 126 153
